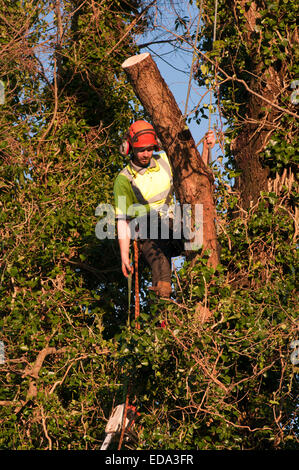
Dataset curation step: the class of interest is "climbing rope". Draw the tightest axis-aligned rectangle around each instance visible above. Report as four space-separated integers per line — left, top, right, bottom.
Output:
209 1 219 126
208 0 219 164
127 237 140 329
184 0 204 118
189 0 219 159
117 379 130 450
133 238 140 330
127 250 133 327
118 239 140 450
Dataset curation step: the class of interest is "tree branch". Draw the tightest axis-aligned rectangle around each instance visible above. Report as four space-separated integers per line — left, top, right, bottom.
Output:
155 23 299 120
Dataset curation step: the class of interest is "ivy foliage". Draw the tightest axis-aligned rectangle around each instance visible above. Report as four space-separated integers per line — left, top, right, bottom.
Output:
0 0 145 449
106 0 298 450
114 188 298 449
196 0 298 172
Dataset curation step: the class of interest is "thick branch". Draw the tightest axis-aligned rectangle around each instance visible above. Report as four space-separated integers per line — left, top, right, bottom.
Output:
122 52 219 267
9 346 66 413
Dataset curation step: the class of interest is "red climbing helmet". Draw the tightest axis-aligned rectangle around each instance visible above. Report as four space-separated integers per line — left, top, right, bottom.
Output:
120 120 160 155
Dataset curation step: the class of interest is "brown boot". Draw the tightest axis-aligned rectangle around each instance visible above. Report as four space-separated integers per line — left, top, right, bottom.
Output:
155 281 172 298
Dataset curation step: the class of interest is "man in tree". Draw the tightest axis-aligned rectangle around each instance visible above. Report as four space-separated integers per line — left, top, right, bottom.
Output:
114 120 215 297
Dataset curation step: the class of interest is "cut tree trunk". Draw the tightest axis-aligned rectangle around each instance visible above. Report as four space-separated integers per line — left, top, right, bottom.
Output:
122 52 219 268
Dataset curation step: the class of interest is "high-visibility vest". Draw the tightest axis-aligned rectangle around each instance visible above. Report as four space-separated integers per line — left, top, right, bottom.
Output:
113 152 174 220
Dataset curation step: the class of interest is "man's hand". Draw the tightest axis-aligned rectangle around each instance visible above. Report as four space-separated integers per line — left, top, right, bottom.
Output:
121 257 133 278
117 219 133 278
202 130 216 165
204 130 216 149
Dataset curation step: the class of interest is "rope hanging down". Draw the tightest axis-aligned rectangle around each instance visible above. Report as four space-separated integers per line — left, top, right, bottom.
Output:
209 0 219 131
127 251 133 325
184 0 204 118
127 237 140 329
117 379 130 450
118 240 140 450
133 238 140 330
188 0 219 160
208 0 218 164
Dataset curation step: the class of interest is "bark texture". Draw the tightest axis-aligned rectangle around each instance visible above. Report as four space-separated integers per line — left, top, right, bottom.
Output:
231 1 295 210
122 53 219 267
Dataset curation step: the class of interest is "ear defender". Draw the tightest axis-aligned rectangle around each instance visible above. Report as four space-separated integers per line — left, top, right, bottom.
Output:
119 137 130 156
119 130 132 156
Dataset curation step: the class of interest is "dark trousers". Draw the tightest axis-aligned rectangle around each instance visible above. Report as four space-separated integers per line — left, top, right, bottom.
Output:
138 216 184 286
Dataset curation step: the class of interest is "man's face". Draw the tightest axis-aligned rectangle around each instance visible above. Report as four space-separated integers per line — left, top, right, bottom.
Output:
132 146 154 168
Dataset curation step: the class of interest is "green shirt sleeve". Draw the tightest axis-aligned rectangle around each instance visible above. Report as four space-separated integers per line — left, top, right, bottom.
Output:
113 174 135 219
